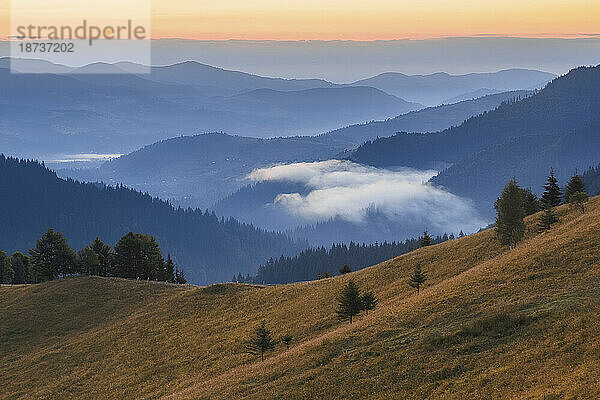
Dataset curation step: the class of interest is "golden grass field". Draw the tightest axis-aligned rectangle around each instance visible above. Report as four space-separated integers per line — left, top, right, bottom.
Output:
2 197 600 399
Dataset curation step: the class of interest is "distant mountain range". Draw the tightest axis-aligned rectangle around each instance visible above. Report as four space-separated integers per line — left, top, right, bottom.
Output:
62 91 522 208
1 58 552 156
349 65 600 215
350 69 554 106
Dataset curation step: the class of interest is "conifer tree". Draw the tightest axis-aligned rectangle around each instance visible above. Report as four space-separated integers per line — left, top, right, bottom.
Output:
246 321 277 362
408 264 427 295
0 250 14 284
495 179 526 249
521 188 541 216
419 231 433 248
165 254 176 283
568 191 589 214
538 204 559 232
339 263 352 274
77 247 100 276
29 229 76 281
336 280 363 324
564 174 586 203
113 232 164 280
89 237 114 277
175 267 187 284
361 291 378 315
10 252 31 284
281 333 293 350
541 169 563 207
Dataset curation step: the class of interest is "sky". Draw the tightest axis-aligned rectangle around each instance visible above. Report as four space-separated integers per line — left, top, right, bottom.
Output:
1 0 599 41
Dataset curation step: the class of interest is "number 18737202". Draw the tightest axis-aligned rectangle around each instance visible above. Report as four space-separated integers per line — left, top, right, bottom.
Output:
19 42 75 53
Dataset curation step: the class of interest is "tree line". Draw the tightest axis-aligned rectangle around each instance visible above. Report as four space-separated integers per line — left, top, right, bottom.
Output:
242 231 456 284
495 169 589 249
0 229 186 284
0 155 304 284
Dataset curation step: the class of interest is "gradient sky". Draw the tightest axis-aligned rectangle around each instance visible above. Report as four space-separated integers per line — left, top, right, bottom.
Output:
1 0 599 40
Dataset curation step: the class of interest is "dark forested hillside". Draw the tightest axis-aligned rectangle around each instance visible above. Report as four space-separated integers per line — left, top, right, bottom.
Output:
252 235 449 284
349 66 600 214
320 90 530 147
0 155 304 284
63 132 347 208
350 66 600 169
583 164 600 196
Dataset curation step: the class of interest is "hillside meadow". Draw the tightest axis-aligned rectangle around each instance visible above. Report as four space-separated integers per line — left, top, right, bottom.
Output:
2 197 600 399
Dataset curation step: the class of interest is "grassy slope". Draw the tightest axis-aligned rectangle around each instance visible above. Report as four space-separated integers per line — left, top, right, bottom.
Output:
2 198 600 399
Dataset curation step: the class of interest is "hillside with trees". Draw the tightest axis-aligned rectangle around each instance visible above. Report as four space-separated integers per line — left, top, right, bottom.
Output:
349 65 600 213
0 155 304 284
2 193 599 398
583 164 600 196
251 233 449 284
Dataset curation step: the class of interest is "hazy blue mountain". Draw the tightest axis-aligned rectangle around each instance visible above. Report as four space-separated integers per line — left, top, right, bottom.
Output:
143 60 337 94
350 65 600 215
320 90 530 147
0 59 428 155
350 69 554 105
63 133 348 207
59 90 516 209
440 88 502 104
204 86 423 136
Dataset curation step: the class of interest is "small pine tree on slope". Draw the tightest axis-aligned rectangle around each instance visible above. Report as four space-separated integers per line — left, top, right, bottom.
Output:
337 280 363 324
541 169 563 207
495 179 526 249
538 204 559 232
361 291 378 315
409 264 427 295
564 174 586 203
246 321 277 362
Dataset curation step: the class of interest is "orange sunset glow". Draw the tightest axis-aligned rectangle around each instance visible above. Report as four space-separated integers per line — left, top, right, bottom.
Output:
1 0 599 40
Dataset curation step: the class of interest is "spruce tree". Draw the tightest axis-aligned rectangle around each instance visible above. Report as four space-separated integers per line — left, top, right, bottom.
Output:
77 247 100 276
564 175 586 203
9 252 31 284
165 254 176 283
521 188 541 216
568 191 589 214
281 333 293 350
175 267 187 284
495 179 526 249
541 169 563 207
538 204 559 232
361 291 378 315
339 264 352 274
89 237 114 277
408 264 427 295
29 229 76 281
113 232 164 280
0 250 14 284
246 321 277 362
419 231 433 248
336 280 363 324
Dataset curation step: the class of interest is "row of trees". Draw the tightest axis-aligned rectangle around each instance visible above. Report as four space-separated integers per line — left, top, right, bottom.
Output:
495 170 590 248
0 229 186 284
243 231 453 284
